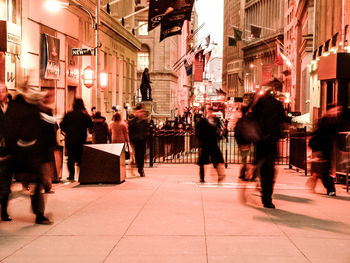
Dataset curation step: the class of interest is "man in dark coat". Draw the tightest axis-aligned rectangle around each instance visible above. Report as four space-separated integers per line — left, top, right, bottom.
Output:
128 105 149 177
195 107 225 183
60 98 93 181
252 89 289 208
0 84 13 221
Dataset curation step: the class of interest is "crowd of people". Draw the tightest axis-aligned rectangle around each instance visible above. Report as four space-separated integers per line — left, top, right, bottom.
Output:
0 81 349 227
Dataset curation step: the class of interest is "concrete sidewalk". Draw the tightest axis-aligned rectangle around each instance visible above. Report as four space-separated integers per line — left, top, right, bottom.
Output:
0 164 350 263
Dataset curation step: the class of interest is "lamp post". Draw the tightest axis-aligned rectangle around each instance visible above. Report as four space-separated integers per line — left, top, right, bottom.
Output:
46 0 101 107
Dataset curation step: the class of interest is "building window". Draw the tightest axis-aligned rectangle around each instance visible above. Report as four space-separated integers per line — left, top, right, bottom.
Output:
138 21 148 36
137 52 149 71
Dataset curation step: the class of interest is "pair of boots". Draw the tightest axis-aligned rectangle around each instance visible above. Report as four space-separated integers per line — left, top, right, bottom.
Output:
1 194 11 221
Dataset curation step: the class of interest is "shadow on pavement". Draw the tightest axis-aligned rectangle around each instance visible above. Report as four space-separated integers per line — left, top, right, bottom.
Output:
273 193 313 203
250 205 350 234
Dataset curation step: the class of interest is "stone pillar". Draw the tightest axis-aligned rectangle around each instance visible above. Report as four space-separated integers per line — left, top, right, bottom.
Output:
118 58 124 113
112 56 117 108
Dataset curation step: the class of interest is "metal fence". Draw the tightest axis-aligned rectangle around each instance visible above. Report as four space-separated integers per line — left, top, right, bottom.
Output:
146 130 290 166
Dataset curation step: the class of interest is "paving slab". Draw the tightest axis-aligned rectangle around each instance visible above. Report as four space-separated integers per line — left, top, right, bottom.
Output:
0 164 349 262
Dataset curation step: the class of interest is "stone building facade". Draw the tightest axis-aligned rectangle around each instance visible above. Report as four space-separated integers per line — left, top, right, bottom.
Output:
0 0 141 121
134 0 194 121
243 0 284 93
222 0 245 99
309 0 350 123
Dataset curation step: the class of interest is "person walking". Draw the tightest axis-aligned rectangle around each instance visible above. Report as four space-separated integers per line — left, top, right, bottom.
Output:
234 105 251 181
195 107 225 183
91 111 109 144
60 98 93 181
251 89 289 208
5 83 53 224
0 84 13 221
128 105 149 177
109 112 129 144
37 89 58 194
309 104 343 196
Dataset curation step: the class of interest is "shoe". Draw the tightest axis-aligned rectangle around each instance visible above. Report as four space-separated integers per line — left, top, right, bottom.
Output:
35 215 53 225
327 191 336 196
67 177 75 181
199 179 205 183
1 214 12 221
45 190 55 194
263 203 275 209
139 170 145 177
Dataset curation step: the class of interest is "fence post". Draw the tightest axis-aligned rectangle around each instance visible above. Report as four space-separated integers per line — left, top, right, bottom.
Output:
149 125 154 167
225 137 228 168
304 126 307 176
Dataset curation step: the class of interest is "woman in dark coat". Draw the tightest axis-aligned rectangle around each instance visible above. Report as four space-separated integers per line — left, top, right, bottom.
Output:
195 107 225 183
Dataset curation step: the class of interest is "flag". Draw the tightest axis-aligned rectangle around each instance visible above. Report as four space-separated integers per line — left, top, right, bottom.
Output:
234 29 242 41
159 0 195 41
274 43 283 66
185 51 195 65
228 37 236 46
205 35 210 47
251 25 261 38
148 0 170 31
205 50 212 65
184 61 193 76
194 49 204 82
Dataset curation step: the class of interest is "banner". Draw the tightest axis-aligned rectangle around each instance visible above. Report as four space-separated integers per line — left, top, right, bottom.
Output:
148 0 169 32
160 11 185 41
40 34 60 80
193 50 204 82
156 0 195 41
262 64 274 84
274 43 283 66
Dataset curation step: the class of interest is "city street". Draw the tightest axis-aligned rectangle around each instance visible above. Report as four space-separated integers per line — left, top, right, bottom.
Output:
0 164 349 263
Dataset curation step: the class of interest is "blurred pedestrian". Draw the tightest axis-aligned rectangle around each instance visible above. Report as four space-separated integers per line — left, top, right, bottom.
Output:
37 89 58 194
0 84 13 221
195 107 225 183
234 105 251 181
91 106 97 118
128 105 149 177
60 98 93 181
309 104 343 196
252 89 290 208
109 112 129 144
5 83 53 224
91 111 109 144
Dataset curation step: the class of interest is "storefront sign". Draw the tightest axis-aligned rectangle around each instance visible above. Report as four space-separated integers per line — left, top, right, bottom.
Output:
67 38 79 86
0 20 21 54
40 34 60 80
72 48 95 56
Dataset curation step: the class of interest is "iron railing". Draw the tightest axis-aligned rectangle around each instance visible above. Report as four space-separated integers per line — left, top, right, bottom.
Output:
146 130 290 166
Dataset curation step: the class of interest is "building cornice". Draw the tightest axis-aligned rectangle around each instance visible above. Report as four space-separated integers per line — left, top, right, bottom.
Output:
72 0 141 51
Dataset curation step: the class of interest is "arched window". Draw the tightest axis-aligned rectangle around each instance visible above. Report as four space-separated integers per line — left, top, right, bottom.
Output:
137 44 149 71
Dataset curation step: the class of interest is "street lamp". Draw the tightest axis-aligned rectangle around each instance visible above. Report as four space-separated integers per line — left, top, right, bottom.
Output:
45 0 101 103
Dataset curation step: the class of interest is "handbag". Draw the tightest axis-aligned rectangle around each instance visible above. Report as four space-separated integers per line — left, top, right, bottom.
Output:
234 96 262 144
124 143 130 160
235 113 262 143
